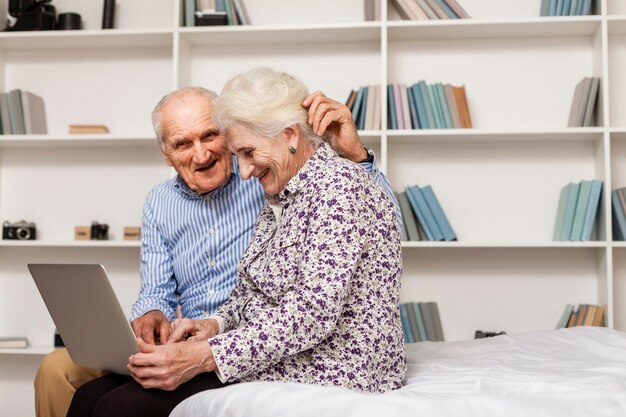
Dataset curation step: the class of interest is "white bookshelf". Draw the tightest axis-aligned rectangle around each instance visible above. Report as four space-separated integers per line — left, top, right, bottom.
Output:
0 0 624 416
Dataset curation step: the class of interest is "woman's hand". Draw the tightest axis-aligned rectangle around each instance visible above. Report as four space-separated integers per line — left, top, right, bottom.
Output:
168 318 219 343
128 337 216 390
303 91 368 163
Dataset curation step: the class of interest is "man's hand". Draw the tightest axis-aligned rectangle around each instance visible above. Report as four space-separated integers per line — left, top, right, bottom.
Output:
131 310 171 345
303 91 368 163
128 337 216 391
168 318 219 343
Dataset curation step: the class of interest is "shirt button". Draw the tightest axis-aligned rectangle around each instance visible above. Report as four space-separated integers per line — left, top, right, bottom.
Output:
211 260 216 267
209 228 215 234
209 290 215 296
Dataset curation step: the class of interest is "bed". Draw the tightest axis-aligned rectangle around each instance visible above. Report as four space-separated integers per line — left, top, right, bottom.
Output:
170 327 626 417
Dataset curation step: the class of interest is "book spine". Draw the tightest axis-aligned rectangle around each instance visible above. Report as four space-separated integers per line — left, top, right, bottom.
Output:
406 185 444 241
102 0 116 29
580 180 603 241
422 185 456 241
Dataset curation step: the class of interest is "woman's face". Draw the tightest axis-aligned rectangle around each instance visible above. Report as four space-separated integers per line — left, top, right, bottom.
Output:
226 124 300 196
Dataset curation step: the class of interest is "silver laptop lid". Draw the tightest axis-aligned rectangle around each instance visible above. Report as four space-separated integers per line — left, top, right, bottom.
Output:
28 263 138 375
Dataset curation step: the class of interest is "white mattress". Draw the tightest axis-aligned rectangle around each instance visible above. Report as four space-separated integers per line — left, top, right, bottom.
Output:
170 327 626 417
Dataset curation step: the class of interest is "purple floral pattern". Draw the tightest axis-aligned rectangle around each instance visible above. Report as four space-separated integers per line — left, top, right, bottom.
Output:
209 144 405 393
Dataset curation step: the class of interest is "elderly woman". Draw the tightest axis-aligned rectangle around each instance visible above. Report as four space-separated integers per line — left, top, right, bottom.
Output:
205 67 406 392
65 68 404 417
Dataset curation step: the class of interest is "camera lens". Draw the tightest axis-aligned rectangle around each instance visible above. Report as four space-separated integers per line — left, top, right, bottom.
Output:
16 227 31 240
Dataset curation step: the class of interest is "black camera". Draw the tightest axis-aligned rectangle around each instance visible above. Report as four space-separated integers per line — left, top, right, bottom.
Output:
91 221 109 240
2 220 37 240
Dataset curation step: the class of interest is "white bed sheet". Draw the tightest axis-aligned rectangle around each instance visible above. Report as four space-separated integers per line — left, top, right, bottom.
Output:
170 327 626 417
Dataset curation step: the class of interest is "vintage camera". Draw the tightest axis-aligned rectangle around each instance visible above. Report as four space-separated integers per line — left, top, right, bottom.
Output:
2 220 37 240
90 221 109 240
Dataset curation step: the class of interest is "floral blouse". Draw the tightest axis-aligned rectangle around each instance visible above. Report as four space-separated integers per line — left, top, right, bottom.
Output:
209 143 406 393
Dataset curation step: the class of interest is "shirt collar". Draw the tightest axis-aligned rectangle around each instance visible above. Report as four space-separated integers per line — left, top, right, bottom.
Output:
268 143 336 206
173 156 240 199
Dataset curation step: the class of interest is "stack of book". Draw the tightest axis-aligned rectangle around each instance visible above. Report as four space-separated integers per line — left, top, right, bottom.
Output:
0 336 28 348
611 187 626 241
346 85 381 131
184 0 250 27
553 180 603 241
392 0 470 20
395 184 457 241
0 89 47 135
540 0 594 16
567 76 600 127
399 301 445 343
556 303 605 328
387 81 471 130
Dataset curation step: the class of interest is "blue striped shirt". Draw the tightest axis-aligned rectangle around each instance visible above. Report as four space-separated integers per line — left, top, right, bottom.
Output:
131 154 397 322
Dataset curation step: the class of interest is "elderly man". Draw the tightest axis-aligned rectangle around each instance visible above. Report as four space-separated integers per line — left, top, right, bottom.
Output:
34 86 395 417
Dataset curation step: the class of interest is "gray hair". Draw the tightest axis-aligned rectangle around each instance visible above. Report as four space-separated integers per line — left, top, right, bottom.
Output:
151 86 218 150
214 67 322 147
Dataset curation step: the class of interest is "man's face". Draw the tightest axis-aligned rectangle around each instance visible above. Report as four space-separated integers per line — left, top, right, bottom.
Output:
161 94 232 194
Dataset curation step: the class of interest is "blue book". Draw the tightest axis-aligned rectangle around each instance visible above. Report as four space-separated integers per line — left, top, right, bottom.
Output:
387 84 397 130
553 183 571 241
421 185 456 241
581 0 592 15
435 0 459 18
435 83 453 128
561 0 571 15
570 180 592 241
411 84 429 129
612 190 626 241
412 302 428 342
351 87 365 126
569 0 579 15
560 182 581 241
399 303 414 343
357 86 368 130
427 84 444 128
407 86 420 129
418 81 436 129
555 0 564 15
405 185 444 241
549 0 558 15
580 180 603 241
540 0 551 16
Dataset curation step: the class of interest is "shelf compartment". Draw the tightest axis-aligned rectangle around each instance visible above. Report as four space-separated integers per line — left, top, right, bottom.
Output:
387 128 604 144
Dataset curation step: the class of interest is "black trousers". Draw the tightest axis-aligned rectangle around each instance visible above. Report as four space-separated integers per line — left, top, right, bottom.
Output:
66 372 226 417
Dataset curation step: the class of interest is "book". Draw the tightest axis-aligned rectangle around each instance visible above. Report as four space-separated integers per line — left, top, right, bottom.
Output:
68 124 110 134
0 336 28 348
404 0 429 20
415 0 438 19
581 0 593 15
567 77 588 127
580 179 603 241
429 301 445 341
407 87 420 129
185 0 196 26
443 0 470 18
9 89 25 134
575 304 588 326
452 85 472 128
570 180 592 240
418 302 437 341
411 83 428 129
372 84 381 130
357 85 368 130
387 84 397 130
233 0 250 25
421 185 456 241
612 190 626 241
444 84 461 128
20 90 47 134
553 183 571 241
405 302 422 342
412 301 428 341
556 304 574 329
435 0 459 19
418 81 437 128
566 306 579 327
405 185 444 241
397 191 421 241
345 89 357 111
435 82 453 128
0 92 11 134
350 87 366 126
540 0 551 16
364 85 376 130
561 0 572 15
399 84 412 129
583 304 597 326
391 0 414 20
560 182 581 241
593 305 605 326
393 84 405 129
569 0 579 15
399 303 415 343
424 0 451 19
582 77 600 127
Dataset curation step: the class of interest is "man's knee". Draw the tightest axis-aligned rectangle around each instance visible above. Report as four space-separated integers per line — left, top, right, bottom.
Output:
35 348 103 389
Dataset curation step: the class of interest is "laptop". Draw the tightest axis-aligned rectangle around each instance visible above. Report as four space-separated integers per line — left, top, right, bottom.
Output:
28 263 139 375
